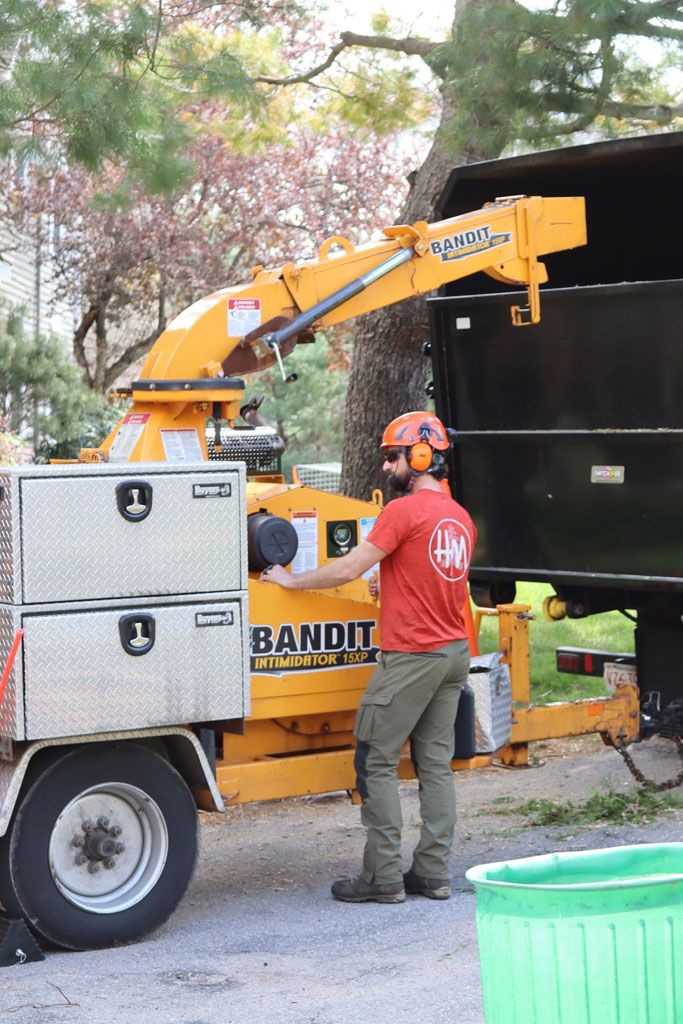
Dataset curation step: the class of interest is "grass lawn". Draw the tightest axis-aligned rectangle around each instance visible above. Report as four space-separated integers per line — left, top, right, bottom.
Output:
474 581 635 704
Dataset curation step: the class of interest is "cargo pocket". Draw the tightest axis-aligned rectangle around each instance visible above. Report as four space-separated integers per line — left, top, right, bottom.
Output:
353 693 392 800
354 692 392 743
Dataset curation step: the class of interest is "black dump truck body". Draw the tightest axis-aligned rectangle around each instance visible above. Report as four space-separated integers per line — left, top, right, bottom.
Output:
428 132 683 722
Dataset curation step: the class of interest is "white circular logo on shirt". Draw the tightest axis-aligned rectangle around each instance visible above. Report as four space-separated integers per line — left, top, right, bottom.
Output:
428 518 472 581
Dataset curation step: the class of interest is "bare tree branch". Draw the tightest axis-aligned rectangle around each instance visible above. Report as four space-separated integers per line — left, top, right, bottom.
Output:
339 31 442 58
103 330 164 390
254 40 349 86
252 29 444 88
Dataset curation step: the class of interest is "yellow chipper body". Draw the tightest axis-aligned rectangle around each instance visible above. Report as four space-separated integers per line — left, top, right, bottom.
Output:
91 194 634 804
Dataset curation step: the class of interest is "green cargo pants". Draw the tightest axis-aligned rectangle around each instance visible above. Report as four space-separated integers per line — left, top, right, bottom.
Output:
353 639 470 884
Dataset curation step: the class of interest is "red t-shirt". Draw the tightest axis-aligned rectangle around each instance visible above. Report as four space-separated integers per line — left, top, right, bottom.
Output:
367 488 477 652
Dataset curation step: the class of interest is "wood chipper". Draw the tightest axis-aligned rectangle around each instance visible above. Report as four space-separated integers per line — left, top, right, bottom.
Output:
0 193 638 950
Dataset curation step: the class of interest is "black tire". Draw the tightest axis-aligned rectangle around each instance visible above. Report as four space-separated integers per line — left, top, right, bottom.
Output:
469 580 517 609
0 742 198 950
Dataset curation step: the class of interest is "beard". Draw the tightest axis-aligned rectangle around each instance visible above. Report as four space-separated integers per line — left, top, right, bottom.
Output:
388 467 412 494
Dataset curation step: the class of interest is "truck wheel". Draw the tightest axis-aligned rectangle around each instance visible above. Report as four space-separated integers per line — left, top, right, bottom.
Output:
469 580 516 608
0 743 199 950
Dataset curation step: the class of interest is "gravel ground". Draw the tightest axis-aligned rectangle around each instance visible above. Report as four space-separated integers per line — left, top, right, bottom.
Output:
1 735 682 1024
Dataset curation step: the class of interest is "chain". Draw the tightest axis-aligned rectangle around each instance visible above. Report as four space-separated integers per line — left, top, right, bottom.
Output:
611 733 683 791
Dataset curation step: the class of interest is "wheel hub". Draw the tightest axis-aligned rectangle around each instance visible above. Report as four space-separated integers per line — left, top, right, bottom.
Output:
75 820 125 866
49 781 169 914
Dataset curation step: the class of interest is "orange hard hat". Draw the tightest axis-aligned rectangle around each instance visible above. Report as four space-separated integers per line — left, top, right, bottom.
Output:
381 411 450 451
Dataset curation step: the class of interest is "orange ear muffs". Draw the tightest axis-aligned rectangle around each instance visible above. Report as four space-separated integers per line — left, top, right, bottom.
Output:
409 441 432 471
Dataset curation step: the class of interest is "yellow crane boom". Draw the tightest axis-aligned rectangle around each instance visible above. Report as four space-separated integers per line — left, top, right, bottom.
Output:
95 194 585 463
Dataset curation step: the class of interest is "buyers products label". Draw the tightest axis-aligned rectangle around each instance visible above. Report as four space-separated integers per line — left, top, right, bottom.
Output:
193 482 232 498
430 225 512 263
196 610 234 627
250 618 379 676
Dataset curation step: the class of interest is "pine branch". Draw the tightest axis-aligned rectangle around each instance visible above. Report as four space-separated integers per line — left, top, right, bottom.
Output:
543 95 682 132
601 99 682 121
613 21 683 42
632 0 683 22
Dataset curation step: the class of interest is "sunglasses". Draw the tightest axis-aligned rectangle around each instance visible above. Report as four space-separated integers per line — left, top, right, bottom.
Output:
383 449 402 464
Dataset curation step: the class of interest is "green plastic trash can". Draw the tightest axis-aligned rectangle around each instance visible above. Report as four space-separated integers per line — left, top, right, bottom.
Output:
466 843 683 1024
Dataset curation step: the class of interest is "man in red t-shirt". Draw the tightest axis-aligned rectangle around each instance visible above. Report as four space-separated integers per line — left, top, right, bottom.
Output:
260 411 476 904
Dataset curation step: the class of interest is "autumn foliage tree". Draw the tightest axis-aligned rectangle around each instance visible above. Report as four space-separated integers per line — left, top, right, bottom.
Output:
8 124 407 393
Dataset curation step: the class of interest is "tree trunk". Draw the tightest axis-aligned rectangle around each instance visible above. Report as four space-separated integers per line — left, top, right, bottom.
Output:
94 306 108 392
340 119 502 497
340 0 509 499
339 130 451 500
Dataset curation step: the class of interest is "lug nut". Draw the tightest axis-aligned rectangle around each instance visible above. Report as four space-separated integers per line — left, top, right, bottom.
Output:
115 842 125 854
72 836 84 848
97 816 110 829
103 857 116 869
81 819 94 833
88 862 101 874
74 852 87 865
110 825 122 837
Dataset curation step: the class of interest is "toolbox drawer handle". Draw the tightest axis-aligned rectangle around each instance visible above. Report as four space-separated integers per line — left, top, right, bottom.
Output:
119 613 156 656
116 480 153 522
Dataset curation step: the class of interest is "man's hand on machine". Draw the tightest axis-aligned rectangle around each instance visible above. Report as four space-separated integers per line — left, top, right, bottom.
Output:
259 564 292 587
259 542 385 592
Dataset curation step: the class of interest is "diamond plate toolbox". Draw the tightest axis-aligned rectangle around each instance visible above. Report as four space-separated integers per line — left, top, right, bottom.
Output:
0 461 247 604
468 652 512 754
1 593 249 740
0 463 250 741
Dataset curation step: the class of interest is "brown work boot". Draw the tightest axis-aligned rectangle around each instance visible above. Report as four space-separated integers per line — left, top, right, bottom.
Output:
403 868 451 900
331 875 406 903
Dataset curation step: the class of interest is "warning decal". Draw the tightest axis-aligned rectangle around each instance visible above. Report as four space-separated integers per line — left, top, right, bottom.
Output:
108 413 150 462
290 510 318 573
228 297 261 338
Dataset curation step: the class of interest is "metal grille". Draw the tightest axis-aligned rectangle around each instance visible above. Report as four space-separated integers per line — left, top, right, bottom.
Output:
293 462 342 493
207 426 282 475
